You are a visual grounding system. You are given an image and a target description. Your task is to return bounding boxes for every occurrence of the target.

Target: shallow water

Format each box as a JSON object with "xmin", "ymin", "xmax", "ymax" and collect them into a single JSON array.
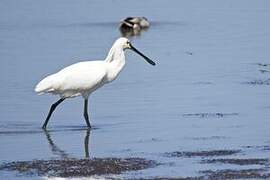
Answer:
[{"xmin": 1, "ymin": 0, "xmax": 270, "ymax": 179}]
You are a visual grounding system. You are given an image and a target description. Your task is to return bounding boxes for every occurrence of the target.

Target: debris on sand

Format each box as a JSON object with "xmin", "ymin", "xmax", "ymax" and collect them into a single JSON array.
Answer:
[
  {"xmin": 182, "ymin": 113, "xmax": 238, "ymax": 118},
  {"xmin": 201, "ymin": 158, "xmax": 269, "ymax": 166},
  {"xmin": 0, "ymin": 158, "xmax": 158, "ymax": 177},
  {"xmin": 164, "ymin": 150, "xmax": 241, "ymax": 158}
]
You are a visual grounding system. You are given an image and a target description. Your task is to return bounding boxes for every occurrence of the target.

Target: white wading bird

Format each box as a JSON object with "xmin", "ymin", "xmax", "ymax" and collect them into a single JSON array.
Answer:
[{"xmin": 35, "ymin": 37, "xmax": 156, "ymax": 129}]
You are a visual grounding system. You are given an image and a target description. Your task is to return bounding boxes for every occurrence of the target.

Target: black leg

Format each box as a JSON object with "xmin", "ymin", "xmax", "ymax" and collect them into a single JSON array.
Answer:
[
  {"xmin": 42, "ymin": 98, "xmax": 65, "ymax": 129},
  {"xmin": 84, "ymin": 99, "xmax": 91, "ymax": 128}
]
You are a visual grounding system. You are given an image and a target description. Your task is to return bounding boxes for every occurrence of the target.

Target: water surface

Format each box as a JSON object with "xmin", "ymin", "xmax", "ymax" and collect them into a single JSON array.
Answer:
[{"xmin": 1, "ymin": 0, "xmax": 270, "ymax": 179}]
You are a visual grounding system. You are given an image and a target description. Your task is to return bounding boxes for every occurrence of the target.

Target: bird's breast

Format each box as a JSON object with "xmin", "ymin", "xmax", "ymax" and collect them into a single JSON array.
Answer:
[{"xmin": 105, "ymin": 60, "xmax": 125, "ymax": 83}]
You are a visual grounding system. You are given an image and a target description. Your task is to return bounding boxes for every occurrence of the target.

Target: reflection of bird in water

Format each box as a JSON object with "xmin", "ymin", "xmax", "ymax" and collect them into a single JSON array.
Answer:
[
  {"xmin": 43, "ymin": 129, "xmax": 91, "ymax": 159},
  {"xmin": 84, "ymin": 129, "xmax": 90, "ymax": 158},
  {"xmin": 119, "ymin": 17, "xmax": 150, "ymax": 37}
]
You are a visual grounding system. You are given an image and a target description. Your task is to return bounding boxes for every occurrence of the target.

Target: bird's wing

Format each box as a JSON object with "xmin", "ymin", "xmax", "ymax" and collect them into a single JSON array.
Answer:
[{"xmin": 56, "ymin": 61, "xmax": 107, "ymax": 92}]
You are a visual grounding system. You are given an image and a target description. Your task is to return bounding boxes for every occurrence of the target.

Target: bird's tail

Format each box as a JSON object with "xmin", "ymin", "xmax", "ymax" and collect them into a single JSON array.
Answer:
[{"xmin": 35, "ymin": 75, "xmax": 55, "ymax": 94}]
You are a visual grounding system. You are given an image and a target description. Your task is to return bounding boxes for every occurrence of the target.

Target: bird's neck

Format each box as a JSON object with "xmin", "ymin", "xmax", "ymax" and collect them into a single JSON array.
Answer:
[
  {"xmin": 104, "ymin": 46, "xmax": 126, "ymax": 82},
  {"xmin": 105, "ymin": 45, "xmax": 123, "ymax": 61}
]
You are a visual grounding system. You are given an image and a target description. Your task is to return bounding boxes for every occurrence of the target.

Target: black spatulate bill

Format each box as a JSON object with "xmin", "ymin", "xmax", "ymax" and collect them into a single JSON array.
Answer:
[{"xmin": 130, "ymin": 44, "xmax": 156, "ymax": 66}]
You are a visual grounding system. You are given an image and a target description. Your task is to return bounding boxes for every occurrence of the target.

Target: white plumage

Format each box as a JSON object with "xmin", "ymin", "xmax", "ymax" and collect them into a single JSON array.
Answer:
[
  {"xmin": 35, "ymin": 37, "xmax": 155, "ymax": 129},
  {"xmin": 35, "ymin": 61, "xmax": 108, "ymax": 98}
]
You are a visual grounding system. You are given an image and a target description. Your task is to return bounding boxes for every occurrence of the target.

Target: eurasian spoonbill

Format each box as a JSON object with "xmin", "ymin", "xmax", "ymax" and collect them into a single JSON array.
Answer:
[{"xmin": 35, "ymin": 37, "xmax": 155, "ymax": 129}]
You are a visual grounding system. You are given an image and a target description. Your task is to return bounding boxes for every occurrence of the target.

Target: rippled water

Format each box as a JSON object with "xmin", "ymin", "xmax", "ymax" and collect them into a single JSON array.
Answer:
[{"xmin": 1, "ymin": 0, "xmax": 270, "ymax": 179}]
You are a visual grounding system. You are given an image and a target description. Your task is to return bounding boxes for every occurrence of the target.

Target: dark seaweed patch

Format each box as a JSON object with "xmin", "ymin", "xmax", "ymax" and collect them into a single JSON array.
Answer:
[
  {"xmin": 182, "ymin": 113, "xmax": 238, "ymax": 118},
  {"xmin": 193, "ymin": 81, "xmax": 213, "ymax": 85},
  {"xmin": 201, "ymin": 158, "xmax": 269, "ymax": 166},
  {"xmin": 259, "ymin": 69, "xmax": 270, "ymax": 73},
  {"xmin": 200, "ymin": 169, "xmax": 270, "ymax": 179},
  {"xmin": 243, "ymin": 145, "xmax": 270, "ymax": 151},
  {"xmin": 185, "ymin": 51, "xmax": 193, "ymax": 55},
  {"xmin": 245, "ymin": 78, "xmax": 270, "ymax": 85},
  {"xmin": 188, "ymin": 136, "xmax": 228, "ymax": 140},
  {"xmin": 256, "ymin": 63, "xmax": 270, "ymax": 67},
  {"xmin": 139, "ymin": 168, "xmax": 270, "ymax": 179},
  {"xmin": 0, "ymin": 158, "xmax": 158, "ymax": 177},
  {"xmin": 164, "ymin": 150, "xmax": 241, "ymax": 158}
]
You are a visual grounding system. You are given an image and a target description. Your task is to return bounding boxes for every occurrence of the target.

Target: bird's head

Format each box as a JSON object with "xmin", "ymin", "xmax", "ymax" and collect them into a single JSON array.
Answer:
[
  {"xmin": 114, "ymin": 37, "xmax": 131, "ymax": 50},
  {"xmin": 114, "ymin": 37, "xmax": 156, "ymax": 66}
]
